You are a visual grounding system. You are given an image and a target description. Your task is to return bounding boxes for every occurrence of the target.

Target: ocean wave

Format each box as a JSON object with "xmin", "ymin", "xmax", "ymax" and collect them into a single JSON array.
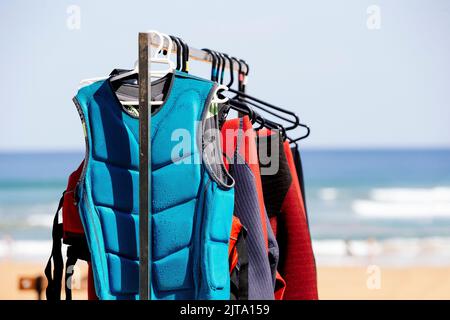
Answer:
[
  {"xmin": 312, "ymin": 237, "xmax": 450, "ymax": 266},
  {"xmin": 0, "ymin": 240, "xmax": 53, "ymax": 261},
  {"xmin": 352, "ymin": 187, "xmax": 450, "ymax": 219},
  {"xmin": 313, "ymin": 239, "xmax": 382, "ymax": 256},
  {"xmin": 3, "ymin": 237, "xmax": 450, "ymax": 266},
  {"xmin": 371, "ymin": 187, "xmax": 450, "ymax": 202},
  {"xmin": 353, "ymin": 200, "xmax": 450, "ymax": 219},
  {"xmin": 26, "ymin": 214, "xmax": 54, "ymax": 228},
  {"xmin": 318, "ymin": 188, "xmax": 338, "ymax": 201},
  {"xmin": 0, "ymin": 203, "xmax": 58, "ymax": 229}
]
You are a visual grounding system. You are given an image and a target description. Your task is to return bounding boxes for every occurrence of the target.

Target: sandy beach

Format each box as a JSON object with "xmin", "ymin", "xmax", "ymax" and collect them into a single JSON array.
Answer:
[
  {"xmin": 318, "ymin": 266, "xmax": 450, "ymax": 300},
  {"xmin": 0, "ymin": 260, "xmax": 89, "ymax": 300},
  {"xmin": 1, "ymin": 261, "xmax": 450, "ymax": 300}
]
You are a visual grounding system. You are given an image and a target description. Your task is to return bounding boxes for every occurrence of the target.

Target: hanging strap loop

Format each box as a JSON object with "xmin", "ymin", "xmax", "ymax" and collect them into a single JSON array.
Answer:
[
  {"xmin": 45, "ymin": 192, "xmax": 91, "ymax": 300},
  {"xmin": 44, "ymin": 194, "xmax": 64, "ymax": 300}
]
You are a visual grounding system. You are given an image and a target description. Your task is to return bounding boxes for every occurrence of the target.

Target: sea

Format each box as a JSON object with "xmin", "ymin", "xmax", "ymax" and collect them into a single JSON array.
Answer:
[{"xmin": 1, "ymin": 149, "xmax": 450, "ymax": 266}]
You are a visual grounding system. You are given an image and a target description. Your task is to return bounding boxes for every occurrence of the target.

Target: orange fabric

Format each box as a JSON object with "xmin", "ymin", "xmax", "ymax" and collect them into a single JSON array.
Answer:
[
  {"xmin": 256, "ymin": 128, "xmax": 317, "ymax": 299},
  {"xmin": 274, "ymin": 271, "xmax": 286, "ymax": 300},
  {"xmin": 228, "ymin": 216, "xmax": 243, "ymax": 273},
  {"xmin": 222, "ymin": 117, "xmax": 286, "ymax": 299},
  {"xmin": 221, "ymin": 117, "xmax": 268, "ymax": 249}
]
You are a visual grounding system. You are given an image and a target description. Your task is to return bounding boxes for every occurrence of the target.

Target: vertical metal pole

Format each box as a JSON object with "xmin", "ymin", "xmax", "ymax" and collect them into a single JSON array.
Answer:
[{"xmin": 138, "ymin": 32, "xmax": 151, "ymax": 300}]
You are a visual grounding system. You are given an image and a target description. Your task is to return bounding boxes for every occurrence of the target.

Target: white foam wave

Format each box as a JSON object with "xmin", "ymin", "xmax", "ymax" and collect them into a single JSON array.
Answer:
[
  {"xmin": 0, "ymin": 202, "xmax": 59, "ymax": 215},
  {"xmin": 0, "ymin": 202, "xmax": 58, "ymax": 228},
  {"xmin": 0, "ymin": 240, "xmax": 53, "ymax": 261},
  {"xmin": 353, "ymin": 200, "xmax": 450, "ymax": 218},
  {"xmin": 371, "ymin": 187, "xmax": 450, "ymax": 203},
  {"xmin": 312, "ymin": 237, "xmax": 450, "ymax": 266},
  {"xmin": 2, "ymin": 237, "xmax": 450, "ymax": 266},
  {"xmin": 26, "ymin": 214, "xmax": 54, "ymax": 228},
  {"xmin": 312, "ymin": 239, "xmax": 383, "ymax": 257},
  {"xmin": 353, "ymin": 187, "xmax": 450, "ymax": 219},
  {"xmin": 318, "ymin": 188, "xmax": 338, "ymax": 201}
]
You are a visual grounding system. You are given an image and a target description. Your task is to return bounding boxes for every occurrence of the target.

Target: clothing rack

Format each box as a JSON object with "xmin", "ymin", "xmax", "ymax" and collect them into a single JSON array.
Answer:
[{"xmin": 137, "ymin": 31, "xmax": 246, "ymax": 300}]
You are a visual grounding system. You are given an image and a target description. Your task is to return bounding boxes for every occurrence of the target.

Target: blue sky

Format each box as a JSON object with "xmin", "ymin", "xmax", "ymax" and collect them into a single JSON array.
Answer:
[{"xmin": 0, "ymin": 0, "xmax": 449, "ymax": 151}]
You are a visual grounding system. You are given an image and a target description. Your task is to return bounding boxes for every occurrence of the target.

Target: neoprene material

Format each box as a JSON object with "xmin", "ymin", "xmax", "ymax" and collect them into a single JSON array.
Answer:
[
  {"xmin": 45, "ymin": 162, "xmax": 92, "ymax": 301},
  {"xmin": 291, "ymin": 145, "xmax": 308, "ymax": 218},
  {"xmin": 221, "ymin": 117, "xmax": 285, "ymax": 300},
  {"xmin": 229, "ymin": 215, "xmax": 249, "ymax": 300},
  {"xmin": 73, "ymin": 71, "xmax": 235, "ymax": 300},
  {"xmin": 257, "ymin": 129, "xmax": 318, "ymax": 300},
  {"xmin": 62, "ymin": 161, "xmax": 85, "ymax": 242}
]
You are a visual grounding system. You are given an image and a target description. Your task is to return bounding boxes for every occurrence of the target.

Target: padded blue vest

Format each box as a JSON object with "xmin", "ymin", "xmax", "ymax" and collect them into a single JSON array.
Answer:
[{"xmin": 73, "ymin": 71, "xmax": 235, "ymax": 300}]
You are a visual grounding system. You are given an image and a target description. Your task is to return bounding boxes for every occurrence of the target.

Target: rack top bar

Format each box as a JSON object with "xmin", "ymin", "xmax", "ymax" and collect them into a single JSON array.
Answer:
[{"xmin": 140, "ymin": 32, "xmax": 248, "ymax": 74}]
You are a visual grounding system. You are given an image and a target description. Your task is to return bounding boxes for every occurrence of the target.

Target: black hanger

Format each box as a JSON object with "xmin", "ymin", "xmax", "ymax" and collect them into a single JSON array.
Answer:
[
  {"xmin": 223, "ymin": 54, "xmax": 234, "ymax": 88},
  {"xmin": 289, "ymin": 123, "xmax": 310, "ymax": 143},
  {"xmin": 228, "ymin": 88, "xmax": 287, "ymax": 136},
  {"xmin": 227, "ymin": 99, "xmax": 255, "ymax": 121},
  {"xmin": 226, "ymin": 99, "xmax": 286, "ymax": 139},
  {"xmin": 231, "ymin": 57, "xmax": 244, "ymax": 92},
  {"xmin": 228, "ymin": 58, "xmax": 304, "ymax": 130},
  {"xmin": 234, "ymin": 87, "xmax": 310, "ymax": 141},
  {"xmin": 225, "ymin": 52, "xmax": 308, "ymax": 142},
  {"xmin": 176, "ymin": 36, "xmax": 186, "ymax": 72},
  {"xmin": 202, "ymin": 49, "xmax": 258, "ymax": 126},
  {"xmin": 219, "ymin": 52, "xmax": 251, "ymax": 120},
  {"xmin": 212, "ymin": 50, "xmax": 222, "ymax": 82},
  {"xmin": 201, "ymin": 49, "xmax": 299, "ymax": 143},
  {"xmin": 178, "ymin": 37, "xmax": 189, "ymax": 73},
  {"xmin": 239, "ymin": 59, "xmax": 249, "ymax": 92},
  {"xmin": 170, "ymin": 36, "xmax": 182, "ymax": 71},
  {"xmin": 213, "ymin": 51, "xmax": 224, "ymax": 84},
  {"xmin": 253, "ymin": 111, "xmax": 265, "ymax": 130},
  {"xmin": 218, "ymin": 52, "xmax": 227, "ymax": 85},
  {"xmin": 202, "ymin": 48, "xmax": 217, "ymax": 81},
  {"xmin": 264, "ymin": 118, "xmax": 287, "ymax": 140},
  {"xmin": 232, "ymin": 58, "xmax": 306, "ymax": 139},
  {"xmin": 228, "ymin": 87, "xmax": 299, "ymax": 130},
  {"xmin": 217, "ymin": 52, "xmax": 289, "ymax": 137},
  {"xmin": 241, "ymin": 59, "xmax": 250, "ymax": 77},
  {"xmin": 217, "ymin": 92, "xmax": 258, "ymax": 129}
]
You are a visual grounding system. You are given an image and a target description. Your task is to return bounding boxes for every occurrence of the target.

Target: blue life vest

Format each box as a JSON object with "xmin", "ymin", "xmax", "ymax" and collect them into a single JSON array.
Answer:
[{"xmin": 73, "ymin": 71, "xmax": 235, "ymax": 300}]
